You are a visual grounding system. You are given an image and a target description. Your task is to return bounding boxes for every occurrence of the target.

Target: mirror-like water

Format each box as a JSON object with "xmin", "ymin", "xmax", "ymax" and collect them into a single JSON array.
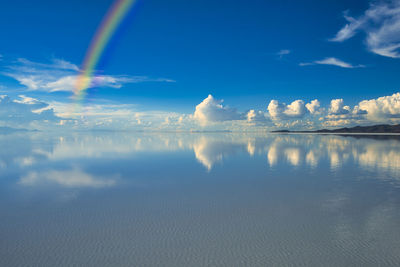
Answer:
[{"xmin": 1, "ymin": 132, "xmax": 400, "ymax": 266}]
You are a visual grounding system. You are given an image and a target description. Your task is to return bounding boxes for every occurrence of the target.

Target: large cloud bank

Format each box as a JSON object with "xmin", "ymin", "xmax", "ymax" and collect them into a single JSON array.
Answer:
[
  {"xmin": 178, "ymin": 92, "xmax": 400, "ymax": 129},
  {"xmin": 2, "ymin": 93, "xmax": 400, "ymax": 131}
]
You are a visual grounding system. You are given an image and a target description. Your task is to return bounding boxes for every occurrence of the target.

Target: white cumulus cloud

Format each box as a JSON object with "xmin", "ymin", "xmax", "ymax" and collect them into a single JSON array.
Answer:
[
  {"xmin": 329, "ymin": 99, "xmax": 351, "ymax": 115},
  {"xmin": 358, "ymin": 92, "xmax": 400, "ymax": 120},
  {"xmin": 246, "ymin": 109, "xmax": 268, "ymax": 123},
  {"xmin": 268, "ymin": 99, "xmax": 308, "ymax": 119},
  {"xmin": 193, "ymin": 95, "xmax": 242, "ymax": 125},
  {"xmin": 306, "ymin": 99, "xmax": 321, "ymax": 114}
]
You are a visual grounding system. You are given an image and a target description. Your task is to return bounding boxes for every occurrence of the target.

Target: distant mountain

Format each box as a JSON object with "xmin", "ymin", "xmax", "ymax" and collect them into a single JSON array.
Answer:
[{"xmin": 272, "ymin": 124, "xmax": 400, "ymax": 134}]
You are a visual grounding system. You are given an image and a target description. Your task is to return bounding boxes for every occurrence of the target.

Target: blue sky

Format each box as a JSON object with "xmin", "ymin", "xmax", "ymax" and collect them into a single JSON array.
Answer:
[{"xmin": 1, "ymin": 0, "xmax": 400, "ymax": 130}]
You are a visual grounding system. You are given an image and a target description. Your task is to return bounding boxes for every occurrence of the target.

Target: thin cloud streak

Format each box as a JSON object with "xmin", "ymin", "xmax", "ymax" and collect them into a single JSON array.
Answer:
[{"xmin": 300, "ymin": 57, "xmax": 364, "ymax": 68}]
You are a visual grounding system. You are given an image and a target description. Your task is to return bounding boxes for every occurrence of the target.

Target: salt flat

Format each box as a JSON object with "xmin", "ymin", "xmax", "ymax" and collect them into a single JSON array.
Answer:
[{"xmin": 1, "ymin": 132, "xmax": 400, "ymax": 266}]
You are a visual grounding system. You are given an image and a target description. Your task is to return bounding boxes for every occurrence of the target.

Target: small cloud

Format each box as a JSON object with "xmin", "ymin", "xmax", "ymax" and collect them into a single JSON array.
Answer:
[
  {"xmin": 277, "ymin": 49, "xmax": 291, "ymax": 58},
  {"xmin": 299, "ymin": 62, "xmax": 314, "ymax": 66},
  {"xmin": 300, "ymin": 57, "xmax": 364, "ymax": 68}
]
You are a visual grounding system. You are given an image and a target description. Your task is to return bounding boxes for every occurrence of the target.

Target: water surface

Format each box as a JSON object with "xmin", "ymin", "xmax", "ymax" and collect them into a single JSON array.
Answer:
[{"xmin": 1, "ymin": 132, "xmax": 400, "ymax": 266}]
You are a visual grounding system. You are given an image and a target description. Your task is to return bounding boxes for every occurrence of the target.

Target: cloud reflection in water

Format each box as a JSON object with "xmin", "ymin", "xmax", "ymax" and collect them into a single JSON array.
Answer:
[{"xmin": 1, "ymin": 132, "xmax": 400, "ymax": 192}]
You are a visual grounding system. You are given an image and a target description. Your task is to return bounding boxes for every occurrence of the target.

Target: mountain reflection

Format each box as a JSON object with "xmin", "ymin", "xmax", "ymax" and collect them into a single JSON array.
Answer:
[{"xmin": 1, "ymin": 132, "xmax": 400, "ymax": 191}]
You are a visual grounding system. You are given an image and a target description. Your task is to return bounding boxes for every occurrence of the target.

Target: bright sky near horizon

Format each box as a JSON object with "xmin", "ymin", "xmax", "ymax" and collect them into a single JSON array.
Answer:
[{"xmin": 1, "ymin": 0, "xmax": 400, "ymax": 131}]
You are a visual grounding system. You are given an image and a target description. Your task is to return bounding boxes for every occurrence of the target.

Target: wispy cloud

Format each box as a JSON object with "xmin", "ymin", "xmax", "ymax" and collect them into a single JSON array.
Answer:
[
  {"xmin": 2, "ymin": 57, "xmax": 175, "ymax": 93},
  {"xmin": 277, "ymin": 49, "xmax": 291, "ymax": 58},
  {"xmin": 16, "ymin": 58, "xmax": 79, "ymax": 71},
  {"xmin": 300, "ymin": 57, "xmax": 364, "ymax": 68},
  {"xmin": 330, "ymin": 0, "xmax": 400, "ymax": 58}
]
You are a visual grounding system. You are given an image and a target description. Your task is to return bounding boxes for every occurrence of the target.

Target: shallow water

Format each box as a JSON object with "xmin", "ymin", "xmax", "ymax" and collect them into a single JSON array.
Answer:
[{"xmin": 1, "ymin": 132, "xmax": 400, "ymax": 266}]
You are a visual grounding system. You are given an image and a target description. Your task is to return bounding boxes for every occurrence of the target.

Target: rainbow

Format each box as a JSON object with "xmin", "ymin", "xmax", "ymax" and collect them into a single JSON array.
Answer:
[{"xmin": 75, "ymin": 0, "xmax": 136, "ymax": 102}]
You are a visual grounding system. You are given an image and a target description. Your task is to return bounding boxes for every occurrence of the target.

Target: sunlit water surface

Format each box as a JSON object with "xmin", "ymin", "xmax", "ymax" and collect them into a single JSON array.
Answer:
[{"xmin": 1, "ymin": 132, "xmax": 400, "ymax": 266}]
